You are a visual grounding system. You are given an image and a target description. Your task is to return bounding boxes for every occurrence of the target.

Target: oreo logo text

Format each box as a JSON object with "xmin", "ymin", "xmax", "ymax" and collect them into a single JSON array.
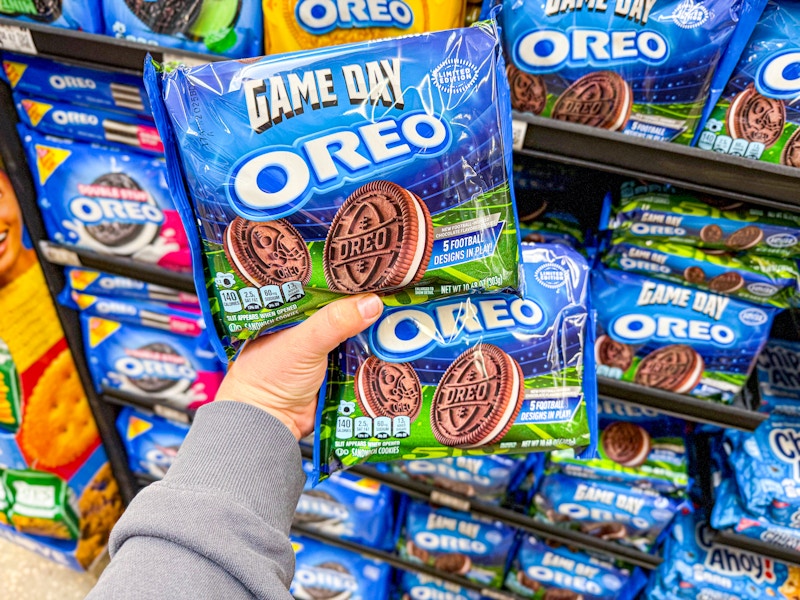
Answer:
[
  {"xmin": 295, "ymin": 0, "xmax": 413, "ymax": 34},
  {"xmin": 610, "ymin": 314, "xmax": 734, "ymax": 345},
  {"xmin": 71, "ymin": 184, "xmax": 163, "ymax": 225},
  {"xmin": 53, "ymin": 110, "xmax": 98, "ymax": 126},
  {"xmin": 49, "ymin": 75, "xmax": 97, "ymax": 90},
  {"xmin": 756, "ymin": 50, "xmax": 800, "ymax": 100},
  {"xmin": 413, "ymin": 532, "xmax": 487, "ymax": 554},
  {"xmin": 294, "ymin": 567, "xmax": 357, "ymax": 594},
  {"xmin": 115, "ymin": 348, "xmax": 196, "ymax": 381}
]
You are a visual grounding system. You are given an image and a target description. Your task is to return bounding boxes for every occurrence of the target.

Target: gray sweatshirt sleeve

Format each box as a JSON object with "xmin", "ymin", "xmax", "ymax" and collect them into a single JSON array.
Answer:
[{"xmin": 87, "ymin": 401, "xmax": 307, "ymax": 600}]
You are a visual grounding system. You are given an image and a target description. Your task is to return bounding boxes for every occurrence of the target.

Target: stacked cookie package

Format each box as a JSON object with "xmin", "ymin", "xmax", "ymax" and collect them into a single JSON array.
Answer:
[{"xmin": 594, "ymin": 180, "xmax": 799, "ymax": 403}]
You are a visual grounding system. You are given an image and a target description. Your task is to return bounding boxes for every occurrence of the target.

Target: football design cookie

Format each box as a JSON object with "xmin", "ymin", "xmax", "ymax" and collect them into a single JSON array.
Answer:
[
  {"xmin": 595, "ymin": 335, "xmax": 633, "ymax": 372},
  {"xmin": 782, "ymin": 129, "xmax": 800, "ymax": 168},
  {"xmin": 431, "ymin": 344, "xmax": 524, "ymax": 448},
  {"xmin": 434, "ymin": 553, "xmax": 471, "ymax": 575},
  {"xmin": 552, "ymin": 71, "xmax": 632, "ymax": 131},
  {"xmin": 324, "ymin": 181, "xmax": 434, "ymax": 294},
  {"xmin": 708, "ymin": 272, "xmax": 744, "ymax": 293},
  {"xmin": 355, "ymin": 357, "xmax": 421, "ymax": 422},
  {"xmin": 726, "ymin": 85, "xmax": 785, "ymax": 147},
  {"xmin": 634, "ymin": 345, "xmax": 704, "ymax": 393},
  {"xmin": 726, "ymin": 225, "xmax": 764, "ymax": 251},
  {"xmin": 507, "ymin": 64, "xmax": 547, "ymax": 115},
  {"xmin": 601, "ymin": 421, "xmax": 652, "ymax": 468}
]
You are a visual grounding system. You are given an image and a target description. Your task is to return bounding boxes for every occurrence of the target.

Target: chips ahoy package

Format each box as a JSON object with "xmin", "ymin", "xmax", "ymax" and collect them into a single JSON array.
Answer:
[
  {"xmin": 81, "ymin": 314, "xmax": 225, "ymax": 409},
  {"xmin": 102, "ymin": 0, "xmax": 262, "ymax": 58},
  {"xmin": 756, "ymin": 339, "xmax": 800, "ymax": 414},
  {"xmin": 0, "ymin": 0, "xmax": 102, "ymax": 31},
  {"xmin": 505, "ymin": 534, "xmax": 646, "ymax": 599},
  {"xmin": 64, "ymin": 267, "xmax": 199, "ymax": 307},
  {"xmin": 398, "ymin": 501, "xmax": 517, "ymax": 588},
  {"xmin": 295, "ymin": 460, "xmax": 396, "ymax": 550},
  {"xmin": 696, "ymin": 1, "xmax": 800, "ymax": 166},
  {"xmin": 315, "ymin": 243, "xmax": 594, "ymax": 482},
  {"xmin": 396, "ymin": 572, "xmax": 483, "ymax": 600},
  {"xmin": 1, "ymin": 52, "xmax": 150, "ymax": 117},
  {"xmin": 116, "ymin": 407, "xmax": 189, "ymax": 478},
  {"xmin": 498, "ymin": 0, "xmax": 765, "ymax": 144},
  {"xmin": 290, "ymin": 535, "xmax": 392, "ymax": 599},
  {"xmin": 592, "ymin": 267, "xmax": 777, "ymax": 403},
  {"xmin": 19, "ymin": 128, "xmax": 191, "ymax": 273},
  {"xmin": 144, "ymin": 21, "xmax": 519, "ymax": 359}
]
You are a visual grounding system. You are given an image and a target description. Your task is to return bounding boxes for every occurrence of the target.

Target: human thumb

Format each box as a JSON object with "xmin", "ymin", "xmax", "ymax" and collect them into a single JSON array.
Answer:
[{"xmin": 281, "ymin": 294, "xmax": 384, "ymax": 364}]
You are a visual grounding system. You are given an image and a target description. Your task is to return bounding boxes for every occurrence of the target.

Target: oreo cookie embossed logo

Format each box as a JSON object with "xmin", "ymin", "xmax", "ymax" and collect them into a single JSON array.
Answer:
[
  {"xmin": 295, "ymin": 0, "xmax": 413, "ymax": 34},
  {"xmin": 369, "ymin": 295, "xmax": 546, "ymax": 361},
  {"xmin": 756, "ymin": 50, "xmax": 800, "ymax": 100}
]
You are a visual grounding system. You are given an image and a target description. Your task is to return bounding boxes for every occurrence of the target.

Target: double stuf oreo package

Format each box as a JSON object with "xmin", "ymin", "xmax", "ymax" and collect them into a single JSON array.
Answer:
[
  {"xmin": 0, "ymin": 0, "xmax": 102, "ymax": 31},
  {"xmin": 499, "ymin": 0, "xmax": 766, "ymax": 144},
  {"xmin": 593, "ymin": 266, "xmax": 777, "ymax": 403},
  {"xmin": 314, "ymin": 243, "xmax": 595, "ymax": 482},
  {"xmin": 145, "ymin": 22, "xmax": 520, "ymax": 359}
]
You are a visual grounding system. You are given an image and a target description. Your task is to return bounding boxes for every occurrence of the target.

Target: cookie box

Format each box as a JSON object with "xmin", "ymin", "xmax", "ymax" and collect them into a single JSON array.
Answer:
[
  {"xmin": 64, "ymin": 267, "xmax": 199, "ymax": 307},
  {"xmin": 0, "ymin": 0, "xmax": 102, "ymax": 32},
  {"xmin": 116, "ymin": 407, "xmax": 190, "ymax": 479}
]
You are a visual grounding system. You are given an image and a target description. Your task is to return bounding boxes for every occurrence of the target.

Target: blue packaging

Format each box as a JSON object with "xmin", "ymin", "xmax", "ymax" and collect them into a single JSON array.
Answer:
[
  {"xmin": 64, "ymin": 267, "xmax": 199, "ymax": 307},
  {"xmin": 0, "ymin": 0, "xmax": 102, "ymax": 32},
  {"xmin": 15, "ymin": 94, "xmax": 163, "ymax": 156},
  {"xmin": 18, "ymin": 127, "xmax": 191, "ymax": 273},
  {"xmin": 396, "ymin": 571, "xmax": 483, "ymax": 600},
  {"xmin": 296, "ymin": 460, "xmax": 396, "ymax": 551},
  {"xmin": 533, "ymin": 472, "xmax": 686, "ymax": 552},
  {"xmin": 498, "ymin": 0, "xmax": 765, "ymax": 144},
  {"xmin": 116, "ymin": 406, "xmax": 189, "ymax": 478},
  {"xmin": 756, "ymin": 340, "xmax": 800, "ymax": 414},
  {"xmin": 290, "ymin": 535, "xmax": 392, "ymax": 599},
  {"xmin": 316, "ymin": 243, "xmax": 595, "ymax": 481},
  {"xmin": 728, "ymin": 414, "xmax": 800, "ymax": 528},
  {"xmin": 1, "ymin": 52, "xmax": 150, "ymax": 116},
  {"xmin": 592, "ymin": 267, "xmax": 777, "ymax": 403},
  {"xmin": 505, "ymin": 534, "xmax": 645, "ymax": 599},
  {"xmin": 81, "ymin": 313, "xmax": 225, "ymax": 409},
  {"xmin": 399, "ymin": 501, "xmax": 517, "ymax": 587},
  {"xmin": 144, "ymin": 22, "xmax": 519, "ymax": 359},
  {"xmin": 102, "ymin": 0, "xmax": 262, "ymax": 58}
]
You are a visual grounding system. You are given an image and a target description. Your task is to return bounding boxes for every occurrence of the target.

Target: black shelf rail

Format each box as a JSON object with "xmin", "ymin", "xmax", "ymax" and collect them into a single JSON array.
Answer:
[
  {"xmin": 38, "ymin": 241, "xmax": 196, "ymax": 293},
  {"xmin": 598, "ymin": 377, "xmax": 767, "ymax": 432},
  {"xmin": 513, "ymin": 113, "xmax": 800, "ymax": 211},
  {"xmin": 291, "ymin": 523, "xmax": 528, "ymax": 600},
  {"xmin": 714, "ymin": 530, "xmax": 800, "ymax": 569},
  {"xmin": 102, "ymin": 388, "xmax": 194, "ymax": 425}
]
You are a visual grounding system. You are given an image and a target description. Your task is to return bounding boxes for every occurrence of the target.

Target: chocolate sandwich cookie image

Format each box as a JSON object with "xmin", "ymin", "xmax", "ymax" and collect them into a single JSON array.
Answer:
[
  {"xmin": 543, "ymin": 589, "xmax": 583, "ymax": 600},
  {"xmin": 354, "ymin": 357, "xmax": 421, "ymax": 430},
  {"xmin": 293, "ymin": 561, "xmax": 353, "ymax": 600},
  {"xmin": 433, "ymin": 553, "xmax": 471, "ymax": 576},
  {"xmin": 595, "ymin": 335, "xmax": 633, "ymax": 372},
  {"xmin": 293, "ymin": 490, "xmax": 344, "ymax": 526},
  {"xmin": 324, "ymin": 181, "xmax": 434, "ymax": 294},
  {"xmin": 699, "ymin": 224, "xmax": 724, "ymax": 245},
  {"xmin": 782, "ymin": 129, "xmax": 800, "ymax": 168},
  {"xmin": 405, "ymin": 540, "xmax": 430, "ymax": 564},
  {"xmin": 683, "ymin": 266, "xmax": 706, "ymax": 285},
  {"xmin": 125, "ymin": 0, "xmax": 242, "ymax": 39},
  {"xmin": 506, "ymin": 65, "xmax": 547, "ymax": 116},
  {"xmin": 1, "ymin": 0, "xmax": 61, "ymax": 22},
  {"xmin": 224, "ymin": 216, "xmax": 311, "ymax": 296},
  {"xmin": 726, "ymin": 85, "xmax": 785, "ymax": 148},
  {"xmin": 122, "ymin": 342, "xmax": 194, "ymax": 396},
  {"xmin": 634, "ymin": 345, "xmax": 704, "ymax": 394},
  {"xmin": 708, "ymin": 271, "xmax": 744, "ymax": 294},
  {"xmin": 431, "ymin": 344, "xmax": 524, "ymax": 448},
  {"xmin": 516, "ymin": 571, "xmax": 541, "ymax": 592},
  {"xmin": 551, "ymin": 72, "xmax": 632, "ymax": 132},
  {"xmin": 601, "ymin": 421, "xmax": 651, "ymax": 468},
  {"xmin": 725, "ymin": 225, "xmax": 764, "ymax": 251}
]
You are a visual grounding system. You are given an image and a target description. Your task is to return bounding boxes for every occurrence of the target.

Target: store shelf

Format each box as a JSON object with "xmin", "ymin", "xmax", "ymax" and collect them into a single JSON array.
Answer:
[
  {"xmin": 291, "ymin": 524, "xmax": 528, "ymax": 600},
  {"xmin": 513, "ymin": 114, "xmax": 800, "ymax": 211},
  {"xmin": 598, "ymin": 377, "xmax": 767, "ymax": 432},
  {"xmin": 714, "ymin": 530, "xmax": 800, "ymax": 568},
  {"xmin": 0, "ymin": 17, "xmax": 218, "ymax": 72},
  {"xmin": 102, "ymin": 388, "xmax": 194, "ymax": 425},
  {"xmin": 38, "ymin": 241, "xmax": 196, "ymax": 293}
]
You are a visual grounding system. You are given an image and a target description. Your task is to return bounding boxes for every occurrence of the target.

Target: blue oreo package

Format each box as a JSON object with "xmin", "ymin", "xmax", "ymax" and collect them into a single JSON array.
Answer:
[
  {"xmin": 0, "ymin": 0, "xmax": 102, "ymax": 32},
  {"xmin": 592, "ymin": 267, "xmax": 777, "ymax": 403},
  {"xmin": 396, "ymin": 571, "xmax": 483, "ymax": 600},
  {"xmin": 727, "ymin": 414, "xmax": 800, "ymax": 528},
  {"xmin": 505, "ymin": 534, "xmax": 646, "ymax": 599},
  {"xmin": 295, "ymin": 460, "xmax": 396, "ymax": 551},
  {"xmin": 757, "ymin": 340, "xmax": 800, "ymax": 414},
  {"xmin": 116, "ymin": 407, "xmax": 189, "ymax": 478},
  {"xmin": 399, "ymin": 501, "xmax": 517, "ymax": 588},
  {"xmin": 533, "ymin": 472, "xmax": 687, "ymax": 552},
  {"xmin": 18, "ymin": 127, "xmax": 191, "ymax": 273},
  {"xmin": 498, "ymin": 0, "xmax": 765, "ymax": 144},
  {"xmin": 15, "ymin": 94, "xmax": 164, "ymax": 156},
  {"xmin": 144, "ymin": 22, "xmax": 519, "ymax": 359},
  {"xmin": 290, "ymin": 535, "xmax": 392, "ymax": 599},
  {"xmin": 81, "ymin": 313, "xmax": 225, "ymax": 410},
  {"xmin": 1, "ymin": 52, "xmax": 150, "ymax": 117},
  {"xmin": 64, "ymin": 267, "xmax": 199, "ymax": 307},
  {"xmin": 646, "ymin": 511, "xmax": 800, "ymax": 600},
  {"xmin": 102, "ymin": 0, "xmax": 262, "ymax": 58}
]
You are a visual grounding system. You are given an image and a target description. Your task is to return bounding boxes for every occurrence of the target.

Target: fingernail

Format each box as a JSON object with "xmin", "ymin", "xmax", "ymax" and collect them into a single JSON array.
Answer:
[{"xmin": 357, "ymin": 294, "xmax": 383, "ymax": 320}]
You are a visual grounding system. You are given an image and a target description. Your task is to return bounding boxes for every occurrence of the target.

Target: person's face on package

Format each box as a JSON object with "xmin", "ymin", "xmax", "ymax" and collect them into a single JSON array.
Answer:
[{"xmin": 0, "ymin": 172, "xmax": 25, "ymax": 278}]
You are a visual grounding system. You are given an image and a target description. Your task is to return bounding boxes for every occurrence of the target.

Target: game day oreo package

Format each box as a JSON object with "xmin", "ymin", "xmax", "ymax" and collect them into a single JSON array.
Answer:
[
  {"xmin": 19, "ymin": 128, "xmax": 191, "ymax": 273},
  {"xmin": 593, "ymin": 267, "xmax": 776, "ymax": 403},
  {"xmin": 399, "ymin": 501, "xmax": 516, "ymax": 587},
  {"xmin": 497, "ymin": 0, "xmax": 765, "ymax": 144},
  {"xmin": 397, "ymin": 572, "xmax": 483, "ymax": 600},
  {"xmin": 756, "ymin": 339, "xmax": 800, "ymax": 414},
  {"xmin": 144, "ymin": 22, "xmax": 519, "ymax": 359},
  {"xmin": 116, "ymin": 407, "xmax": 190, "ymax": 478},
  {"xmin": 314, "ymin": 243, "xmax": 594, "ymax": 482},
  {"xmin": 696, "ymin": 1, "xmax": 800, "ymax": 166},
  {"xmin": 0, "ymin": 0, "xmax": 102, "ymax": 31},
  {"xmin": 102, "ymin": 0, "xmax": 262, "ymax": 58}
]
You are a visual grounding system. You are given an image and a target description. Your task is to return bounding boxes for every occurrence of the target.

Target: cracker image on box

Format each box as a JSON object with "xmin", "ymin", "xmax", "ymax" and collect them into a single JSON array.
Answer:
[{"xmin": 314, "ymin": 243, "xmax": 594, "ymax": 482}]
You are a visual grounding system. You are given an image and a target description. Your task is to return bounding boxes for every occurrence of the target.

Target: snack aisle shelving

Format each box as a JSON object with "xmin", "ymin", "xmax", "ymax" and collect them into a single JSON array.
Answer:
[{"xmin": 2, "ymin": 16, "xmax": 800, "ymax": 585}]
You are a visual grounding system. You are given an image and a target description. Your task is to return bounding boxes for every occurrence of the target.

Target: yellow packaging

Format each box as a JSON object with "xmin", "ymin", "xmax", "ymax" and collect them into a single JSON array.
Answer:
[{"xmin": 263, "ymin": 0, "xmax": 466, "ymax": 53}]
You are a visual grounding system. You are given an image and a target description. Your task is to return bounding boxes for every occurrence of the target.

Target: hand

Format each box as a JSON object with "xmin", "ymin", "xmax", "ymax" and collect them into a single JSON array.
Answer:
[{"xmin": 215, "ymin": 294, "xmax": 384, "ymax": 439}]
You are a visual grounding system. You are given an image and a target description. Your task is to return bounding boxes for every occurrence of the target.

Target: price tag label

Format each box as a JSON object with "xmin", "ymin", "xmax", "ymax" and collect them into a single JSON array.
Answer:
[
  {"xmin": 0, "ymin": 24, "xmax": 36, "ymax": 54},
  {"xmin": 162, "ymin": 52, "xmax": 211, "ymax": 68},
  {"xmin": 511, "ymin": 119, "xmax": 528, "ymax": 151},
  {"xmin": 39, "ymin": 242, "xmax": 81, "ymax": 266}
]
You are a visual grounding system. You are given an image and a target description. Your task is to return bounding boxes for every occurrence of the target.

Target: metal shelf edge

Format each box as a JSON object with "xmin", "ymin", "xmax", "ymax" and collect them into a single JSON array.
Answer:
[
  {"xmin": 714, "ymin": 530, "xmax": 800, "ymax": 568},
  {"xmin": 102, "ymin": 388, "xmax": 194, "ymax": 425}
]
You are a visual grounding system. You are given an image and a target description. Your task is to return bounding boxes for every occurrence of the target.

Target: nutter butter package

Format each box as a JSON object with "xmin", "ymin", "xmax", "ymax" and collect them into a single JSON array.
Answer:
[
  {"xmin": 0, "ymin": 0, "xmax": 102, "ymax": 32},
  {"xmin": 144, "ymin": 22, "xmax": 519, "ymax": 360},
  {"xmin": 593, "ymin": 267, "xmax": 777, "ymax": 403},
  {"xmin": 498, "ymin": 0, "xmax": 765, "ymax": 144},
  {"xmin": 19, "ymin": 127, "xmax": 191, "ymax": 273},
  {"xmin": 314, "ymin": 243, "xmax": 594, "ymax": 482}
]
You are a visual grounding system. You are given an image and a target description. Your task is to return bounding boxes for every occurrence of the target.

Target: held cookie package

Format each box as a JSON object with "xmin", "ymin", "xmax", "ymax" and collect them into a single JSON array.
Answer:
[
  {"xmin": 314, "ymin": 243, "xmax": 595, "ymax": 482},
  {"xmin": 144, "ymin": 21, "xmax": 519, "ymax": 360}
]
